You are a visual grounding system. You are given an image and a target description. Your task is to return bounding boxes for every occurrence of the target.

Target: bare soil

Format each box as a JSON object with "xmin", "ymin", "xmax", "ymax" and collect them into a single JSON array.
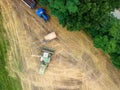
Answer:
[{"xmin": 0, "ymin": 0, "xmax": 120, "ymax": 90}]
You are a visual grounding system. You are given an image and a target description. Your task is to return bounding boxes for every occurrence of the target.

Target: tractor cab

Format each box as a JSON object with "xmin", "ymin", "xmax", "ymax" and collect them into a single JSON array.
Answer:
[{"xmin": 36, "ymin": 8, "xmax": 49, "ymax": 21}]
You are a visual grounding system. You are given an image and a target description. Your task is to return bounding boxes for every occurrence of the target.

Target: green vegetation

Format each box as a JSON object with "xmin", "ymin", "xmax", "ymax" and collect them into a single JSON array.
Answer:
[
  {"xmin": 93, "ymin": 17, "xmax": 120, "ymax": 68},
  {"xmin": 38, "ymin": 0, "xmax": 120, "ymax": 68},
  {"xmin": 0, "ymin": 12, "xmax": 22, "ymax": 90}
]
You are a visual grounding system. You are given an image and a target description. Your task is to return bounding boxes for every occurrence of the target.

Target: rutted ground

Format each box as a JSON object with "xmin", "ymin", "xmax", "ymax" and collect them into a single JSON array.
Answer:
[{"xmin": 0, "ymin": 0, "xmax": 120, "ymax": 90}]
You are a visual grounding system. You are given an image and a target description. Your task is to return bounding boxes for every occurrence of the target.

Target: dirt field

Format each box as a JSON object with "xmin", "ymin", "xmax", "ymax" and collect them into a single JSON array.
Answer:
[{"xmin": 0, "ymin": 0, "xmax": 120, "ymax": 90}]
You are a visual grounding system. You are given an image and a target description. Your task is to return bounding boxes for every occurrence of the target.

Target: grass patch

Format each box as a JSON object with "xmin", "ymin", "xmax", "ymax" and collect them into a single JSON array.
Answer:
[{"xmin": 0, "ymin": 11, "xmax": 22, "ymax": 90}]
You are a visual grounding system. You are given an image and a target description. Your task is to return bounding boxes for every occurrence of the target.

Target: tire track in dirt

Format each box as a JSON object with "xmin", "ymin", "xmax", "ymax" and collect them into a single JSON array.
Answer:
[{"xmin": 1, "ymin": 0, "xmax": 120, "ymax": 90}]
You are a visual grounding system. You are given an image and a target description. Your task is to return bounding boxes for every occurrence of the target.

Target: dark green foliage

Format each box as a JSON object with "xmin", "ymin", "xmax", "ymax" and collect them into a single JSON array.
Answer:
[
  {"xmin": 94, "ymin": 17, "xmax": 120, "ymax": 53},
  {"xmin": 88, "ymin": 17, "xmax": 120, "ymax": 68},
  {"xmin": 39, "ymin": 0, "xmax": 120, "ymax": 31},
  {"xmin": 110, "ymin": 52, "xmax": 120, "ymax": 68},
  {"xmin": 85, "ymin": 16, "xmax": 120, "ymax": 68},
  {"xmin": 0, "ymin": 12, "xmax": 22, "ymax": 90},
  {"xmin": 38, "ymin": 0, "xmax": 120, "ymax": 68}
]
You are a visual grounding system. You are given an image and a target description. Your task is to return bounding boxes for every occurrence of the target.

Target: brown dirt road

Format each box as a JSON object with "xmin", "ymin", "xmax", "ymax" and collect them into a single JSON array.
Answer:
[{"xmin": 0, "ymin": 0, "xmax": 120, "ymax": 90}]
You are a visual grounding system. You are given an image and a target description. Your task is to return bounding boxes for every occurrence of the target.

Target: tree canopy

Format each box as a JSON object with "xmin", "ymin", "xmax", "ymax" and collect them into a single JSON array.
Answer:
[{"xmin": 38, "ymin": 0, "xmax": 120, "ymax": 68}]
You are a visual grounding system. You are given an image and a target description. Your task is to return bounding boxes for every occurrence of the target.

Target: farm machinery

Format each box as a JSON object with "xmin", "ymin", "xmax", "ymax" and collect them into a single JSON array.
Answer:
[
  {"xmin": 41, "ymin": 32, "xmax": 57, "ymax": 42},
  {"xmin": 39, "ymin": 32, "xmax": 56, "ymax": 74},
  {"xmin": 32, "ymin": 46, "xmax": 54, "ymax": 74},
  {"xmin": 32, "ymin": 32, "xmax": 56, "ymax": 74},
  {"xmin": 22, "ymin": 0, "xmax": 57, "ymax": 74},
  {"xmin": 39, "ymin": 47, "xmax": 54, "ymax": 74},
  {"xmin": 21, "ymin": 0, "xmax": 49, "ymax": 21}
]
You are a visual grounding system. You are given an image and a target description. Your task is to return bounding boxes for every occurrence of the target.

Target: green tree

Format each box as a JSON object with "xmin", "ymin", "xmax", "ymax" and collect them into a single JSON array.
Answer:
[
  {"xmin": 38, "ymin": 0, "xmax": 120, "ymax": 69},
  {"xmin": 39, "ymin": 0, "xmax": 120, "ymax": 31}
]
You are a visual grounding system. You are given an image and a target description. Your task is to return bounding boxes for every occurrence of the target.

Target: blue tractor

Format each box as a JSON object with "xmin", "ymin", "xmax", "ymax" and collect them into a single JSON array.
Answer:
[
  {"xmin": 21, "ymin": 0, "xmax": 49, "ymax": 21},
  {"xmin": 36, "ymin": 8, "xmax": 49, "ymax": 21}
]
